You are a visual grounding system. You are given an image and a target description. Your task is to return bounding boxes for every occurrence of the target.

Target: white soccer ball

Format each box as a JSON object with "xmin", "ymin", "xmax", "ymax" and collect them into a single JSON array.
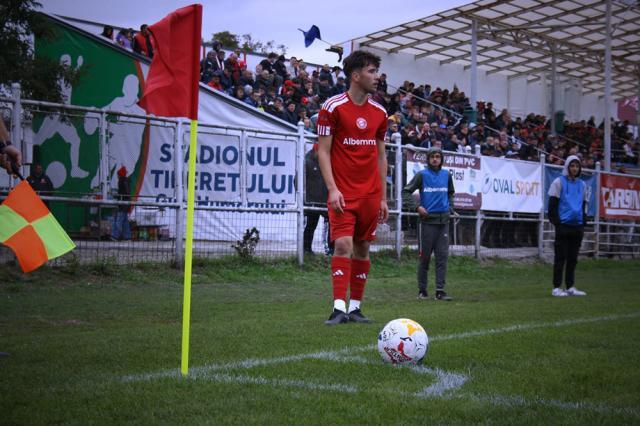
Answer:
[{"xmin": 377, "ymin": 318, "xmax": 429, "ymax": 365}]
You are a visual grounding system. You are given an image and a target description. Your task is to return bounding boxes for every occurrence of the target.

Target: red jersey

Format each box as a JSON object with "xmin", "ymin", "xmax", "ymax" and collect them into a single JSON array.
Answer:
[{"xmin": 317, "ymin": 93, "xmax": 387, "ymax": 199}]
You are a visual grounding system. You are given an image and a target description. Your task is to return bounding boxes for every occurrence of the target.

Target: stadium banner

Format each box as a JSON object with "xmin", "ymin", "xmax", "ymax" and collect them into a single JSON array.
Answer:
[
  {"xmin": 405, "ymin": 150, "xmax": 482, "ymax": 210},
  {"xmin": 600, "ymin": 173, "xmax": 640, "ymax": 221},
  {"xmin": 32, "ymin": 18, "xmax": 300, "ymax": 243},
  {"xmin": 543, "ymin": 166, "xmax": 597, "ymax": 216},
  {"xmin": 480, "ymin": 157, "xmax": 542, "ymax": 213}
]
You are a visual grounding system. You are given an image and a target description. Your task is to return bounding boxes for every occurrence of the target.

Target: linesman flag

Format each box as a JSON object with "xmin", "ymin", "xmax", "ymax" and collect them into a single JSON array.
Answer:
[
  {"xmin": 0, "ymin": 181, "xmax": 75, "ymax": 272},
  {"xmin": 138, "ymin": 4, "xmax": 202, "ymax": 119}
]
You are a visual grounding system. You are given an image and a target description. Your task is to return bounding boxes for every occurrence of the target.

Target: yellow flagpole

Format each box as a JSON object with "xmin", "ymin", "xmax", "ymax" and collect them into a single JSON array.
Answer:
[{"xmin": 181, "ymin": 119, "xmax": 198, "ymax": 376}]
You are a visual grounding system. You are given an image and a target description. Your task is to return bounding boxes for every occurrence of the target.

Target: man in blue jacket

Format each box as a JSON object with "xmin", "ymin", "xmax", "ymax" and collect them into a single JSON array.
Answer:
[
  {"xmin": 547, "ymin": 155, "xmax": 588, "ymax": 297},
  {"xmin": 402, "ymin": 147, "xmax": 455, "ymax": 301}
]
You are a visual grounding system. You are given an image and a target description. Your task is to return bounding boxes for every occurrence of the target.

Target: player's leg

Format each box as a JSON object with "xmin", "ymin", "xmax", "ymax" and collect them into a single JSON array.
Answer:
[
  {"xmin": 324, "ymin": 205, "xmax": 356, "ymax": 326},
  {"xmin": 347, "ymin": 197, "xmax": 380, "ymax": 323}
]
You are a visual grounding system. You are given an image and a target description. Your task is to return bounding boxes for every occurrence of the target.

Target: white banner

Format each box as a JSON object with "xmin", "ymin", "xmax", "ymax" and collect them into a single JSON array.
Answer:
[{"xmin": 480, "ymin": 157, "xmax": 542, "ymax": 213}]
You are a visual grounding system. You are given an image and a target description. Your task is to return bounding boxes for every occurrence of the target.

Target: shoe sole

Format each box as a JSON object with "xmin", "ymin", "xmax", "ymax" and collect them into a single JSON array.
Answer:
[
  {"xmin": 324, "ymin": 316, "xmax": 349, "ymax": 326},
  {"xmin": 348, "ymin": 317, "xmax": 372, "ymax": 323}
]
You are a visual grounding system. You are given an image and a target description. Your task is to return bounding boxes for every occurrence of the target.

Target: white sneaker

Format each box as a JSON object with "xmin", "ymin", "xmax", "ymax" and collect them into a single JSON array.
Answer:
[
  {"xmin": 552, "ymin": 288, "xmax": 568, "ymax": 297},
  {"xmin": 566, "ymin": 287, "xmax": 587, "ymax": 296}
]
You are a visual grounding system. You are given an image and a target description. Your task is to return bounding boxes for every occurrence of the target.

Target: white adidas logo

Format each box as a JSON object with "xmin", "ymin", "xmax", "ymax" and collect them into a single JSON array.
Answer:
[
  {"xmin": 332, "ymin": 269, "xmax": 344, "ymax": 277},
  {"xmin": 355, "ymin": 273, "xmax": 367, "ymax": 280}
]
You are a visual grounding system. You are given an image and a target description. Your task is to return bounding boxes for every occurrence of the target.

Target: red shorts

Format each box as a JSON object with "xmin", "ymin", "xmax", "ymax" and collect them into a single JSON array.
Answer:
[{"xmin": 328, "ymin": 197, "xmax": 381, "ymax": 242}]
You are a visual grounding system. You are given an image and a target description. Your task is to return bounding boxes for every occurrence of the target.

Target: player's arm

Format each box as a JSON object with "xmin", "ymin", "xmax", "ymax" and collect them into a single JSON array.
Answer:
[
  {"xmin": 317, "ymin": 135, "xmax": 345, "ymax": 213},
  {"xmin": 377, "ymin": 138, "xmax": 389, "ymax": 223}
]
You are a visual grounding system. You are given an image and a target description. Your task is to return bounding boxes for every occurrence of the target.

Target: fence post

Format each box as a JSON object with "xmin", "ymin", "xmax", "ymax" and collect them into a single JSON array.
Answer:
[
  {"xmin": 99, "ymin": 109, "xmax": 108, "ymax": 200},
  {"xmin": 594, "ymin": 161, "xmax": 601, "ymax": 258},
  {"xmin": 297, "ymin": 123, "xmax": 305, "ymax": 266},
  {"xmin": 475, "ymin": 210, "xmax": 482, "ymax": 259},
  {"xmin": 393, "ymin": 133, "xmax": 403, "ymax": 259},
  {"xmin": 175, "ymin": 120, "xmax": 185, "ymax": 263},
  {"xmin": 538, "ymin": 154, "xmax": 546, "ymax": 258},
  {"xmin": 10, "ymin": 83, "xmax": 23, "ymax": 178}
]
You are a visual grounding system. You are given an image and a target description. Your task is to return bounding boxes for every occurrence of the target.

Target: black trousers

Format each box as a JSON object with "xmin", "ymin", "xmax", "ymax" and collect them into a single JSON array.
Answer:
[{"xmin": 553, "ymin": 225, "xmax": 584, "ymax": 288}]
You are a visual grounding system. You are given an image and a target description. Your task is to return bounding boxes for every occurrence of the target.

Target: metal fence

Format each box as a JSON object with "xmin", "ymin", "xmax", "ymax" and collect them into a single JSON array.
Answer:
[{"xmin": 1, "ymin": 90, "xmax": 639, "ymax": 268}]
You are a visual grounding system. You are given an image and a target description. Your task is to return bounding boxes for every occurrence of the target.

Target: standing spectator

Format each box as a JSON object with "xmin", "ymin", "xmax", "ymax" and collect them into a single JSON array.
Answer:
[
  {"xmin": 547, "ymin": 155, "xmax": 588, "ymax": 297},
  {"xmin": 26, "ymin": 164, "xmax": 54, "ymax": 206},
  {"xmin": 132, "ymin": 24, "xmax": 153, "ymax": 58},
  {"xmin": 259, "ymin": 53, "xmax": 283, "ymax": 89},
  {"xmin": 225, "ymin": 53, "xmax": 243, "ymax": 86},
  {"xmin": 316, "ymin": 50, "xmax": 388, "ymax": 325},
  {"xmin": 402, "ymin": 147, "xmax": 454, "ymax": 300},
  {"xmin": 111, "ymin": 166, "xmax": 131, "ymax": 241},
  {"xmin": 304, "ymin": 144, "xmax": 333, "ymax": 255}
]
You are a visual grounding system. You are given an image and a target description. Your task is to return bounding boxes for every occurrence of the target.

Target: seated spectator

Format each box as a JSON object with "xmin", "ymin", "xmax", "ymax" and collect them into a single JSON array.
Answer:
[
  {"xmin": 207, "ymin": 72, "xmax": 223, "ymax": 91},
  {"xmin": 245, "ymin": 91, "xmax": 262, "ymax": 109},
  {"xmin": 623, "ymin": 140, "xmax": 637, "ymax": 164},
  {"xmin": 233, "ymin": 86, "xmax": 245, "ymax": 102},
  {"xmin": 259, "ymin": 53, "xmax": 283, "ymax": 89},
  {"xmin": 283, "ymin": 101, "xmax": 299, "ymax": 125},
  {"xmin": 220, "ymin": 68, "xmax": 234, "ymax": 94},
  {"xmin": 317, "ymin": 75, "xmax": 335, "ymax": 102},
  {"xmin": 200, "ymin": 50, "xmax": 216, "ymax": 83},
  {"xmin": 115, "ymin": 28, "xmax": 131, "ymax": 49},
  {"xmin": 225, "ymin": 53, "xmax": 243, "ymax": 86},
  {"xmin": 101, "ymin": 25, "xmax": 114, "ymax": 41},
  {"xmin": 335, "ymin": 77, "xmax": 347, "ymax": 94},
  {"xmin": 265, "ymin": 97, "xmax": 285, "ymax": 120},
  {"xmin": 238, "ymin": 69, "xmax": 255, "ymax": 88}
]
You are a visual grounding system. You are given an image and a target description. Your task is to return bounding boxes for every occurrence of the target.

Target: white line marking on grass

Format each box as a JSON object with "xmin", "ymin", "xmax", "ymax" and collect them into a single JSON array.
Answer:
[{"xmin": 122, "ymin": 311, "xmax": 640, "ymax": 417}]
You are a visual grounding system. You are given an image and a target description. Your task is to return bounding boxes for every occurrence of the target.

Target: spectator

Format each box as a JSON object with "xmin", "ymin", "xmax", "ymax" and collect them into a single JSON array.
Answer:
[
  {"xmin": 402, "ymin": 147, "xmax": 455, "ymax": 301},
  {"xmin": 547, "ymin": 155, "xmax": 588, "ymax": 297},
  {"xmin": 133, "ymin": 24, "xmax": 153, "ymax": 58},
  {"xmin": 200, "ymin": 50, "xmax": 216, "ymax": 83},
  {"xmin": 100, "ymin": 25, "xmax": 114, "ymax": 41},
  {"xmin": 27, "ymin": 164, "xmax": 54, "ymax": 206},
  {"xmin": 225, "ymin": 53, "xmax": 243, "ymax": 86},
  {"xmin": 207, "ymin": 71, "xmax": 223, "ymax": 91},
  {"xmin": 115, "ymin": 28, "xmax": 131, "ymax": 49},
  {"xmin": 304, "ymin": 144, "xmax": 333, "ymax": 255},
  {"xmin": 111, "ymin": 166, "xmax": 131, "ymax": 241},
  {"xmin": 283, "ymin": 101, "xmax": 299, "ymax": 125}
]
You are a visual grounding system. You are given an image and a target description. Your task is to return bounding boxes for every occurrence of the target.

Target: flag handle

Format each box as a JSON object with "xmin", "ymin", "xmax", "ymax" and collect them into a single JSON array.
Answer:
[
  {"xmin": 181, "ymin": 119, "xmax": 198, "ymax": 376},
  {"xmin": 9, "ymin": 160, "xmax": 23, "ymax": 181}
]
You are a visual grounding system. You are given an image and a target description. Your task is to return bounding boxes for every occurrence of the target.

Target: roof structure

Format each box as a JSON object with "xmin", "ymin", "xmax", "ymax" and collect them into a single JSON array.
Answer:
[{"xmin": 354, "ymin": 0, "xmax": 640, "ymax": 100}]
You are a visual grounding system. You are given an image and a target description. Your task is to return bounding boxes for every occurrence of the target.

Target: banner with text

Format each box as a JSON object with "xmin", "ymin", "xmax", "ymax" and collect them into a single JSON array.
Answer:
[
  {"xmin": 600, "ymin": 173, "xmax": 640, "ymax": 221},
  {"xmin": 405, "ymin": 150, "xmax": 482, "ymax": 210},
  {"xmin": 480, "ymin": 157, "xmax": 542, "ymax": 213}
]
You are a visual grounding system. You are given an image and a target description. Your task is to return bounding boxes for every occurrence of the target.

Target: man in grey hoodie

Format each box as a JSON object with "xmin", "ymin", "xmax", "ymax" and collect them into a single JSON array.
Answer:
[{"xmin": 547, "ymin": 155, "xmax": 588, "ymax": 297}]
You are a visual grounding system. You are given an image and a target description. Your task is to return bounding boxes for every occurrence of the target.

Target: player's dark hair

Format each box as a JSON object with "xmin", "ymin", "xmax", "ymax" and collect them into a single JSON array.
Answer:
[{"xmin": 342, "ymin": 50, "xmax": 381, "ymax": 81}]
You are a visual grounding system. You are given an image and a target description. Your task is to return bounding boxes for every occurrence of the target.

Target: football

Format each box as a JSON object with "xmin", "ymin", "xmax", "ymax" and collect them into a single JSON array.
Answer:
[{"xmin": 377, "ymin": 318, "xmax": 429, "ymax": 365}]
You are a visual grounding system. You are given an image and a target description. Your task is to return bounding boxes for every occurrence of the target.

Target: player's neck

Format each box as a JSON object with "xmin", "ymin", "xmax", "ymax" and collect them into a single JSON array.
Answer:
[{"xmin": 347, "ymin": 86, "xmax": 368, "ymax": 106}]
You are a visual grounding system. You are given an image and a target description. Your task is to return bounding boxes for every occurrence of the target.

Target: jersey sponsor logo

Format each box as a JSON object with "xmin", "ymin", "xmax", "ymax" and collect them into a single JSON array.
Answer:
[
  {"xmin": 356, "ymin": 117, "xmax": 367, "ymax": 129},
  {"xmin": 342, "ymin": 137, "xmax": 376, "ymax": 146},
  {"xmin": 423, "ymin": 187, "xmax": 448, "ymax": 192}
]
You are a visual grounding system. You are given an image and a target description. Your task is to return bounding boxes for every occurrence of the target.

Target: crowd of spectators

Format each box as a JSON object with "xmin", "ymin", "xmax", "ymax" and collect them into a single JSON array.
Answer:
[{"xmin": 100, "ymin": 27, "xmax": 638, "ymax": 169}]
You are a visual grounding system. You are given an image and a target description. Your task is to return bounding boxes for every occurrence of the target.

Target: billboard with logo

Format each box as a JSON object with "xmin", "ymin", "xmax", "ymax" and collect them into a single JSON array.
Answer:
[
  {"xmin": 600, "ymin": 173, "xmax": 640, "ymax": 221},
  {"xmin": 480, "ymin": 157, "xmax": 542, "ymax": 213},
  {"xmin": 405, "ymin": 150, "xmax": 482, "ymax": 210}
]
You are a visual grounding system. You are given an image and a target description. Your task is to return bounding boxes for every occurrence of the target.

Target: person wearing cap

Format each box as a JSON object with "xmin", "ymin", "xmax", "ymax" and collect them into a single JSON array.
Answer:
[
  {"xmin": 111, "ymin": 166, "xmax": 131, "ymax": 241},
  {"xmin": 402, "ymin": 147, "xmax": 455, "ymax": 301},
  {"xmin": 547, "ymin": 155, "xmax": 588, "ymax": 297}
]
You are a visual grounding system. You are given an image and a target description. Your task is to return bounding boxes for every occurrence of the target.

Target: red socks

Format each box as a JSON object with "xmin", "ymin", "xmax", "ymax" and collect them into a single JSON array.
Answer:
[
  {"xmin": 331, "ymin": 256, "xmax": 351, "ymax": 302},
  {"xmin": 349, "ymin": 258, "xmax": 370, "ymax": 302}
]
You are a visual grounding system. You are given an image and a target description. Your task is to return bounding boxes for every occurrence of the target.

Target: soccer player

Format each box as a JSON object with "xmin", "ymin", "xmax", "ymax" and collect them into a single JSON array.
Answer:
[
  {"xmin": 401, "ymin": 147, "xmax": 454, "ymax": 301},
  {"xmin": 316, "ymin": 50, "xmax": 388, "ymax": 326},
  {"xmin": 547, "ymin": 155, "xmax": 588, "ymax": 297}
]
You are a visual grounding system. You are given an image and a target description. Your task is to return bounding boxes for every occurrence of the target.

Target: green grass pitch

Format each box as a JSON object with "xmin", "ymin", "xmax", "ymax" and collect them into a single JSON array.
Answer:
[{"xmin": 1, "ymin": 254, "xmax": 639, "ymax": 424}]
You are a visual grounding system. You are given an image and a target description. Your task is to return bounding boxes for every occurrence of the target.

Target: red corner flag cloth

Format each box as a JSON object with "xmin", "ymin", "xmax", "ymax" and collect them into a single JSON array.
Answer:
[
  {"xmin": 0, "ymin": 181, "xmax": 75, "ymax": 272},
  {"xmin": 137, "ymin": 4, "xmax": 203, "ymax": 120}
]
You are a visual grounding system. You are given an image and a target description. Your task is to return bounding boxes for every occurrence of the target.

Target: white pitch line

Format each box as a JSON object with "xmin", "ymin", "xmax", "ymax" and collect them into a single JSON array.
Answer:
[{"xmin": 123, "ymin": 311, "xmax": 640, "ymax": 383}]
